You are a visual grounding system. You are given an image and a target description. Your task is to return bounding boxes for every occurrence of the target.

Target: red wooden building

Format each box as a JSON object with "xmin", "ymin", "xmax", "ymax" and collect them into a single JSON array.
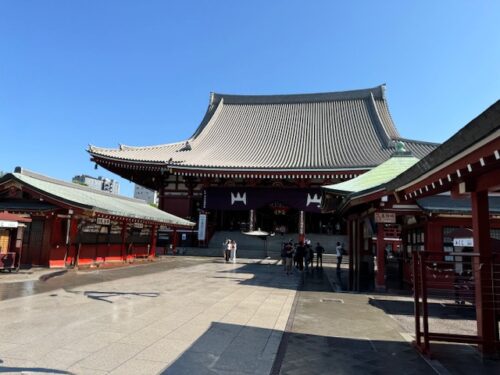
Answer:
[
  {"xmin": 0, "ymin": 168, "xmax": 194, "ymax": 268},
  {"xmin": 324, "ymin": 100, "xmax": 500, "ymax": 355},
  {"xmin": 88, "ymin": 85, "xmax": 436, "ymax": 244}
]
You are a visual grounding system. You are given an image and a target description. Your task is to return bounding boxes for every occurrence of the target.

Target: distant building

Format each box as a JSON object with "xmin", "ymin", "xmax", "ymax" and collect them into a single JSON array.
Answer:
[
  {"xmin": 134, "ymin": 184, "xmax": 159, "ymax": 205},
  {"xmin": 72, "ymin": 175, "xmax": 120, "ymax": 194}
]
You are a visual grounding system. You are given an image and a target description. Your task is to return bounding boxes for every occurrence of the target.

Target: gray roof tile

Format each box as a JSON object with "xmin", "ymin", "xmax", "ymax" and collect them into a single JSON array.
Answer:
[{"xmin": 89, "ymin": 85, "xmax": 438, "ymax": 171}]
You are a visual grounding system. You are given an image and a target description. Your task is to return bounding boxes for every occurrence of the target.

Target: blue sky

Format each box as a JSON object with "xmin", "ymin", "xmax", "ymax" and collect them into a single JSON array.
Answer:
[{"xmin": 1, "ymin": 1, "xmax": 499, "ymax": 197}]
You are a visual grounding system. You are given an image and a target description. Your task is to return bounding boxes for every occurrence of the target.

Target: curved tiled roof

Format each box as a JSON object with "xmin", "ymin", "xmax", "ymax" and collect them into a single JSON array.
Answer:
[
  {"xmin": 89, "ymin": 85, "xmax": 438, "ymax": 171},
  {"xmin": 1, "ymin": 169, "xmax": 194, "ymax": 227},
  {"xmin": 323, "ymin": 154, "xmax": 420, "ymax": 195}
]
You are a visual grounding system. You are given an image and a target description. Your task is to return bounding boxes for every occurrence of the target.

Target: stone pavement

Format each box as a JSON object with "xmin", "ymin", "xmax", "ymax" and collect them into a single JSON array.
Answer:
[
  {"xmin": 1, "ymin": 257, "xmax": 498, "ymax": 374},
  {"xmin": 0, "ymin": 257, "xmax": 298, "ymax": 374},
  {"xmin": 273, "ymin": 268, "xmax": 435, "ymax": 375}
]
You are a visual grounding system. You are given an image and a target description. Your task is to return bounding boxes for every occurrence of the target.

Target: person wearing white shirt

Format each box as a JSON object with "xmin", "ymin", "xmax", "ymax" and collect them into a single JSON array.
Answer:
[{"xmin": 335, "ymin": 241, "xmax": 343, "ymax": 272}]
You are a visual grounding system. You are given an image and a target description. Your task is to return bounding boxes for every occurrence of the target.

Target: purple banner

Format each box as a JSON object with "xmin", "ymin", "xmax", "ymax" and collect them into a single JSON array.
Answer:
[{"xmin": 204, "ymin": 187, "xmax": 322, "ymax": 213}]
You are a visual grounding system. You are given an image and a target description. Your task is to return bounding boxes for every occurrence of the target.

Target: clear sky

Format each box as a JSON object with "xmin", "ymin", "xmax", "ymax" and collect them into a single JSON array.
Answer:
[{"xmin": 1, "ymin": 1, "xmax": 499, "ymax": 197}]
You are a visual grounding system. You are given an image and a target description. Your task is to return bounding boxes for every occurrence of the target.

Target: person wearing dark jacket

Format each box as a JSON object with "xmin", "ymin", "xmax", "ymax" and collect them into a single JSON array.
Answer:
[
  {"xmin": 295, "ymin": 242, "xmax": 306, "ymax": 271},
  {"xmin": 315, "ymin": 242, "xmax": 325, "ymax": 269}
]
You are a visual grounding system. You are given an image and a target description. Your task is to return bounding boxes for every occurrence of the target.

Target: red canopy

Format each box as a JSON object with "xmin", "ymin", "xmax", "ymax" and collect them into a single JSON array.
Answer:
[{"xmin": 0, "ymin": 211, "xmax": 32, "ymax": 223}]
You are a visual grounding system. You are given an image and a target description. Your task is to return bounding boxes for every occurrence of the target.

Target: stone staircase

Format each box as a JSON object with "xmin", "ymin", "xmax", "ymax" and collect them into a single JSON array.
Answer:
[{"xmin": 177, "ymin": 231, "xmax": 348, "ymax": 260}]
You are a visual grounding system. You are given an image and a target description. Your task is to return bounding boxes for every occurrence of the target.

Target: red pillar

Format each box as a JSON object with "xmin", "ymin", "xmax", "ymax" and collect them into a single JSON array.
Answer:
[
  {"xmin": 149, "ymin": 225, "xmax": 157, "ymax": 258},
  {"xmin": 348, "ymin": 218, "xmax": 354, "ymax": 290},
  {"xmin": 376, "ymin": 223, "xmax": 386, "ymax": 290},
  {"xmin": 471, "ymin": 190, "xmax": 496, "ymax": 355},
  {"xmin": 121, "ymin": 221, "xmax": 127, "ymax": 261},
  {"xmin": 356, "ymin": 218, "xmax": 363, "ymax": 291}
]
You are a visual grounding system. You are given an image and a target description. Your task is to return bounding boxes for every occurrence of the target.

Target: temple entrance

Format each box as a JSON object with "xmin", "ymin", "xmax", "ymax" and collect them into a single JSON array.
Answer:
[
  {"xmin": 214, "ymin": 209, "xmax": 249, "ymax": 231},
  {"xmin": 256, "ymin": 206, "xmax": 299, "ymax": 234}
]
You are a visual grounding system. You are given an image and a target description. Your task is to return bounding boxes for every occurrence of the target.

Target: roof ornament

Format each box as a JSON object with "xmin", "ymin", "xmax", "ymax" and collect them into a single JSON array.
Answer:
[
  {"xmin": 119, "ymin": 144, "xmax": 124, "ymax": 151},
  {"xmin": 392, "ymin": 140, "xmax": 412, "ymax": 157},
  {"xmin": 179, "ymin": 141, "xmax": 192, "ymax": 152},
  {"xmin": 396, "ymin": 141, "xmax": 406, "ymax": 152}
]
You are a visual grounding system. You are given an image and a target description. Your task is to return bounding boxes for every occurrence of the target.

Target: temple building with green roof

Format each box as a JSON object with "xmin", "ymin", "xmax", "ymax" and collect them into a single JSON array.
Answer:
[{"xmin": 0, "ymin": 167, "xmax": 194, "ymax": 268}]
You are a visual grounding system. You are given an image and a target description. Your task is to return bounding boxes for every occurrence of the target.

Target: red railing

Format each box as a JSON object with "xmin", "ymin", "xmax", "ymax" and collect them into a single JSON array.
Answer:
[{"xmin": 412, "ymin": 250, "xmax": 500, "ymax": 355}]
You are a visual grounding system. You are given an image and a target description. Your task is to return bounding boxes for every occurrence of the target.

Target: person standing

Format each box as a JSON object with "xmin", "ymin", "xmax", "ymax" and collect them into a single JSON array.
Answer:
[
  {"xmin": 295, "ymin": 242, "xmax": 305, "ymax": 271},
  {"xmin": 335, "ymin": 241, "xmax": 343, "ymax": 272},
  {"xmin": 231, "ymin": 240, "xmax": 237, "ymax": 263},
  {"xmin": 315, "ymin": 242, "xmax": 325, "ymax": 269},
  {"xmin": 225, "ymin": 239, "xmax": 232, "ymax": 262}
]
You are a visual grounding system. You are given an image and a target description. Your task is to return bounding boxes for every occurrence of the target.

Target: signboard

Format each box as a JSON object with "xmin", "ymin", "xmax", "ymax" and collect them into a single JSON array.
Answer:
[
  {"xmin": 198, "ymin": 214, "xmax": 207, "ymax": 241},
  {"xmin": 204, "ymin": 187, "xmax": 323, "ymax": 213},
  {"xmin": 181, "ymin": 233, "xmax": 187, "ymax": 241},
  {"xmin": 453, "ymin": 238, "xmax": 474, "ymax": 247},
  {"xmin": 133, "ymin": 222, "xmax": 144, "ymax": 229},
  {"xmin": 374, "ymin": 212, "xmax": 396, "ymax": 224},
  {"xmin": 0, "ymin": 220, "xmax": 18, "ymax": 228},
  {"xmin": 96, "ymin": 218, "xmax": 111, "ymax": 225}
]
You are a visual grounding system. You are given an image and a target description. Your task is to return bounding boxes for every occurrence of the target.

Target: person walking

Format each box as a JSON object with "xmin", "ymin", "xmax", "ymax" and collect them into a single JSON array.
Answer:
[
  {"xmin": 315, "ymin": 242, "xmax": 325, "ymax": 269},
  {"xmin": 225, "ymin": 239, "xmax": 232, "ymax": 262},
  {"xmin": 230, "ymin": 240, "xmax": 237, "ymax": 263},
  {"xmin": 335, "ymin": 241, "xmax": 343, "ymax": 272}
]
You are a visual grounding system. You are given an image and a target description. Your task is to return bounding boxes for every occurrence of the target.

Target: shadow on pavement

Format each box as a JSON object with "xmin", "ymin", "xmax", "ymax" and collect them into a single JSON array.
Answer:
[
  {"xmin": 83, "ymin": 291, "xmax": 160, "ymax": 303},
  {"xmin": 369, "ymin": 297, "xmax": 476, "ymax": 320},
  {"xmin": 0, "ymin": 363, "xmax": 72, "ymax": 374},
  {"xmin": 158, "ymin": 321, "xmax": 434, "ymax": 375},
  {"xmin": 0, "ymin": 258, "xmax": 203, "ymax": 301},
  {"xmin": 216, "ymin": 261, "xmax": 337, "ymax": 292}
]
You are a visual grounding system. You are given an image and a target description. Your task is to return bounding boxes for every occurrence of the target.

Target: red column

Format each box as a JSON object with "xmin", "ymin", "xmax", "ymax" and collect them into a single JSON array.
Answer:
[
  {"xmin": 355, "ymin": 218, "xmax": 362, "ymax": 291},
  {"xmin": 376, "ymin": 223, "xmax": 386, "ymax": 290},
  {"xmin": 149, "ymin": 225, "xmax": 157, "ymax": 258},
  {"xmin": 471, "ymin": 190, "xmax": 496, "ymax": 355},
  {"xmin": 121, "ymin": 221, "xmax": 127, "ymax": 261},
  {"xmin": 348, "ymin": 218, "xmax": 354, "ymax": 290}
]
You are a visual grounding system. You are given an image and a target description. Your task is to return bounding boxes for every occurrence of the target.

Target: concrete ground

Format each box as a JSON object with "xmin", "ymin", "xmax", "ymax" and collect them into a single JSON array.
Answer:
[
  {"xmin": 0, "ymin": 257, "xmax": 296, "ymax": 374},
  {"xmin": 273, "ymin": 269, "xmax": 435, "ymax": 375},
  {"xmin": 0, "ymin": 256, "xmax": 498, "ymax": 374}
]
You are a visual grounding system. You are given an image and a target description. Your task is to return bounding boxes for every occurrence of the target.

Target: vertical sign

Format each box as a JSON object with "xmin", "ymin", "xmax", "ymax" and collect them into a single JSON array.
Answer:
[
  {"xmin": 198, "ymin": 214, "xmax": 207, "ymax": 241},
  {"xmin": 299, "ymin": 210, "xmax": 305, "ymax": 235}
]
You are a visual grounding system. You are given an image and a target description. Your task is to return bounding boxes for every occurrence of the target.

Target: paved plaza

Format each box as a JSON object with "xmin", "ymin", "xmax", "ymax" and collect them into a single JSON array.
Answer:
[
  {"xmin": 0, "ymin": 257, "xmax": 499, "ymax": 374},
  {"xmin": 0, "ymin": 258, "xmax": 297, "ymax": 374}
]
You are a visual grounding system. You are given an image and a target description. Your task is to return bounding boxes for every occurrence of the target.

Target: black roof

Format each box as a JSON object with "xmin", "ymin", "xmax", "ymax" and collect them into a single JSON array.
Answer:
[{"xmin": 416, "ymin": 195, "xmax": 500, "ymax": 214}]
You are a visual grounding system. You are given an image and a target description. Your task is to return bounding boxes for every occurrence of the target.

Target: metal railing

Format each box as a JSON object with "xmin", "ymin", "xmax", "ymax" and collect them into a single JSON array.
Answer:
[{"xmin": 412, "ymin": 250, "xmax": 500, "ymax": 355}]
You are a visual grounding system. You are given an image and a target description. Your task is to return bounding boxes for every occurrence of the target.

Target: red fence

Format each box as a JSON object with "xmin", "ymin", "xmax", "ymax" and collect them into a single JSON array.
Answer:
[{"xmin": 412, "ymin": 251, "xmax": 500, "ymax": 355}]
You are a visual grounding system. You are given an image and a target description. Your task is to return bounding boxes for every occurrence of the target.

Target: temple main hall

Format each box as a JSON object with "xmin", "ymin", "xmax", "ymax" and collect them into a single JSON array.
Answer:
[{"xmin": 89, "ymin": 85, "xmax": 437, "ymax": 246}]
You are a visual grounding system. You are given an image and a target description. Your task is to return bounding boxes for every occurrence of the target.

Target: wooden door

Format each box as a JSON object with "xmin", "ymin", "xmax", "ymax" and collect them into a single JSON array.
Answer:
[{"xmin": 22, "ymin": 219, "xmax": 45, "ymax": 266}]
